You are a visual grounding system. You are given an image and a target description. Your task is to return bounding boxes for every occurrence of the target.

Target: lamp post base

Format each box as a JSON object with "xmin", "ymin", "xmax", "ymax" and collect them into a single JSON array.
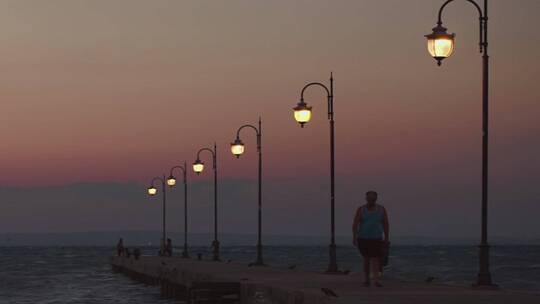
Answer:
[
  {"xmin": 212, "ymin": 240, "xmax": 221, "ymax": 261},
  {"xmin": 325, "ymin": 243, "xmax": 340, "ymax": 274},
  {"xmin": 475, "ymin": 243, "xmax": 497, "ymax": 288},
  {"xmin": 182, "ymin": 243, "xmax": 189, "ymax": 258},
  {"xmin": 252, "ymin": 243, "xmax": 265, "ymax": 266}
]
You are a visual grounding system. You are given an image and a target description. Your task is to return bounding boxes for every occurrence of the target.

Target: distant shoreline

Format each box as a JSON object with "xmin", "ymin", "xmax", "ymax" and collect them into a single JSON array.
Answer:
[{"xmin": 1, "ymin": 231, "xmax": 539, "ymax": 247}]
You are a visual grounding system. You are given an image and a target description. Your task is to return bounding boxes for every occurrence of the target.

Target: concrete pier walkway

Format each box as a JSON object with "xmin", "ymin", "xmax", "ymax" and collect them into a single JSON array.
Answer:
[{"xmin": 111, "ymin": 256, "xmax": 539, "ymax": 304}]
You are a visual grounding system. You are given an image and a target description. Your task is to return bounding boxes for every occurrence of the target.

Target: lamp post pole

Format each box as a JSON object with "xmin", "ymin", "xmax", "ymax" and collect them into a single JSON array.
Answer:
[
  {"xmin": 194, "ymin": 143, "xmax": 220, "ymax": 261},
  {"xmin": 183, "ymin": 167, "xmax": 188, "ymax": 258},
  {"xmin": 231, "ymin": 118, "xmax": 264, "ymax": 266},
  {"xmin": 428, "ymin": 0, "xmax": 494, "ymax": 287},
  {"xmin": 294, "ymin": 73, "xmax": 338, "ymax": 273},
  {"xmin": 480, "ymin": 0, "xmax": 491, "ymax": 287},
  {"xmin": 169, "ymin": 163, "xmax": 189, "ymax": 258},
  {"xmin": 257, "ymin": 119, "xmax": 262, "ymax": 266},
  {"xmin": 149, "ymin": 175, "xmax": 167, "ymax": 254}
]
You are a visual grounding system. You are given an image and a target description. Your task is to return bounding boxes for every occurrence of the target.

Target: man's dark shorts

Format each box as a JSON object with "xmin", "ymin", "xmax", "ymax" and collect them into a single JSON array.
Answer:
[{"xmin": 357, "ymin": 238, "xmax": 383, "ymax": 258}]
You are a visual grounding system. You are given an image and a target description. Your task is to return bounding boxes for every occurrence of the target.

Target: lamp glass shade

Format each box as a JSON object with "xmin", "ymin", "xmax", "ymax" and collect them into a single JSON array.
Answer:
[
  {"xmin": 294, "ymin": 108, "xmax": 312, "ymax": 124},
  {"xmin": 427, "ymin": 36, "xmax": 454, "ymax": 58},
  {"xmin": 147, "ymin": 187, "xmax": 158, "ymax": 196},
  {"xmin": 231, "ymin": 142, "xmax": 245, "ymax": 156},
  {"xmin": 425, "ymin": 24, "xmax": 455, "ymax": 65},
  {"xmin": 166, "ymin": 177, "xmax": 176, "ymax": 187},
  {"xmin": 193, "ymin": 161, "xmax": 204, "ymax": 173},
  {"xmin": 293, "ymin": 101, "xmax": 312, "ymax": 126}
]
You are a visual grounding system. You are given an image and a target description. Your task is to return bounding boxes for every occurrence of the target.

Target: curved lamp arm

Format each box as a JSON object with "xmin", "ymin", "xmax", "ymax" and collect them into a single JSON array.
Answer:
[
  {"xmin": 196, "ymin": 145, "xmax": 217, "ymax": 169},
  {"xmin": 300, "ymin": 82, "xmax": 330, "ymax": 99},
  {"xmin": 235, "ymin": 118, "xmax": 262, "ymax": 151},
  {"xmin": 150, "ymin": 176, "xmax": 165, "ymax": 187},
  {"xmin": 299, "ymin": 73, "xmax": 334, "ymax": 118},
  {"xmin": 236, "ymin": 124, "xmax": 260, "ymax": 138},
  {"xmin": 170, "ymin": 163, "xmax": 187, "ymax": 183},
  {"xmin": 438, "ymin": 0, "xmax": 483, "ymax": 22},
  {"xmin": 437, "ymin": 0, "xmax": 486, "ymax": 52}
]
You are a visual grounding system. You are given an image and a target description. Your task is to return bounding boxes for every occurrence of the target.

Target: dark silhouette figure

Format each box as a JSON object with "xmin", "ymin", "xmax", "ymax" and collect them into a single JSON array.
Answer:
[
  {"xmin": 116, "ymin": 238, "xmax": 124, "ymax": 257},
  {"xmin": 352, "ymin": 191, "xmax": 390, "ymax": 287},
  {"xmin": 164, "ymin": 238, "xmax": 173, "ymax": 257},
  {"xmin": 133, "ymin": 248, "xmax": 141, "ymax": 260},
  {"xmin": 125, "ymin": 248, "xmax": 131, "ymax": 258}
]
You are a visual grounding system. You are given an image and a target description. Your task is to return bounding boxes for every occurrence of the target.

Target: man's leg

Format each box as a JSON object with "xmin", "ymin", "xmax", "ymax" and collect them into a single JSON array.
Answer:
[
  {"xmin": 363, "ymin": 256, "xmax": 371, "ymax": 285},
  {"xmin": 371, "ymin": 257, "xmax": 382, "ymax": 286}
]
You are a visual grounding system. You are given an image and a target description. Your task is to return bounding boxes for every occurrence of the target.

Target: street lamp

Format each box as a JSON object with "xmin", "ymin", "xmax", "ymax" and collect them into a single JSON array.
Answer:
[
  {"xmin": 292, "ymin": 73, "xmax": 339, "ymax": 274},
  {"xmin": 147, "ymin": 175, "xmax": 167, "ymax": 256},
  {"xmin": 231, "ymin": 117, "xmax": 264, "ymax": 266},
  {"xmin": 293, "ymin": 101, "xmax": 312, "ymax": 127},
  {"xmin": 426, "ymin": 0, "xmax": 495, "ymax": 287},
  {"xmin": 193, "ymin": 161, "xmax": 204, "ymax": 174},
  {"xmin": 425, "ymin": 24, "xmax": 455, "ymax": 66},
  {"xmin": 147, "ymin": 186, "xmax": 158, "ymax": 196},
  {"xmin": 193, "ymin": 143, "xmax": 220, "ymax": 261},
  {"xmin": 166, "ymin": 176, "xmax": 177, "ymax": 187},
  {"xmin": 168, "ymin": 162, "xmax": 189, "ymax": 258},
  {"xmin": 230, "ymin": 138, "xmax": 245, "ymax": 157}
]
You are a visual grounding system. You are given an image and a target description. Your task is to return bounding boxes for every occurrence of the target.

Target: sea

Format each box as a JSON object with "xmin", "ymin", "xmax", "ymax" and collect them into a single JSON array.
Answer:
[{"xmin": 1, "ymin": 245, "xmax": 539, "ymax": 303}]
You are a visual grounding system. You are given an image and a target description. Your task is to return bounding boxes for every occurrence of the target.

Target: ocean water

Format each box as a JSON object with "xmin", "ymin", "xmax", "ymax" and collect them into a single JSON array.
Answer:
[{"xmin": 0, "ymin": 245, "xmax": 539, "ymax": 303}]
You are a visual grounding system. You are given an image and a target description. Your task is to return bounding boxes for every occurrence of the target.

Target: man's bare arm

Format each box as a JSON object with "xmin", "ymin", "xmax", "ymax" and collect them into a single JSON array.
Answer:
[
  {"xmin": 352, "ymin": 208, "xmax": 361, "ymax": 245},
  {"xmin": 383, "ymin": 207, "xmax": 389, "ymax": 243}
]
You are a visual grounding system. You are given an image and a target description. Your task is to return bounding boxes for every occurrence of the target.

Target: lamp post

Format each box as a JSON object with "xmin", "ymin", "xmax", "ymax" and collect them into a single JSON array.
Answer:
[
  {"xmin": 167, "ymin": 162, "xmax": 190, "ymax": 258},
  {"xmin": 193, "ymin": 143, "xmax": 220, "ymax": 261},
  {"xmin": 425, "ymin": 0, "xmax": 495, "ymax": 287},
  {"xmin": 231, "ymin": 117, "xmax": 264, "ymax": 266},
  {"xmin": 292, "ymin": 73, "xmax": 339, "ymax": 274},
  {"xmin": 147, "ymin": 175, "xmax": 167, "ymax": 255}
]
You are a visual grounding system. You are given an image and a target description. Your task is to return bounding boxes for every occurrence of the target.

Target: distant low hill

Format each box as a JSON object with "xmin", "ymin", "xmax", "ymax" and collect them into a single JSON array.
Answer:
[{"xmin": 1, "ymin": 231, "xmax": 538, "ymax": 247}]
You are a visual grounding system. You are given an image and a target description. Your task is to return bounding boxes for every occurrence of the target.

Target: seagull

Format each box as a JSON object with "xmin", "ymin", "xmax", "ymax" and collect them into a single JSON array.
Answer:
[{"xmin": 321, "ymin": 288, "xmax": 338, "ymax": 297}]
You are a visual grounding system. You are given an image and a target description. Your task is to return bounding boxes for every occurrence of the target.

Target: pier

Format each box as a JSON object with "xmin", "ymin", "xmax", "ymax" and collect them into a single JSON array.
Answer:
[{"xmin": 111, "ymin": 255, "xmax": 539, "ymax": 304}]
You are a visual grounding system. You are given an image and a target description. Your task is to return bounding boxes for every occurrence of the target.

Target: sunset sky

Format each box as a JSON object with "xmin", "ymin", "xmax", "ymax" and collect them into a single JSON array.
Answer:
[{"xmin": 0, "ymin": 0, "xmax": 539, "ymax": 240}]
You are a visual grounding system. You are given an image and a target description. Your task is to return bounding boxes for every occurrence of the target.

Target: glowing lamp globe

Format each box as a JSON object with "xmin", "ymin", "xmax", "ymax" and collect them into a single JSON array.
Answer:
[
  {"xmin": 193, "ymin": 160, "xmax": 204, "ymax": 174},
  {"xmin": 166, "ymin": 175, "xmax": 176, "ymax": 187},
  {"xmin": 147, "ymin": 186, "xmax": 158, "ymax": 196},
  {"xmin": 425, "ymin": 24, "xmax": 455, "ymax": 66},
  {"xmin": 230, "ymin": 138, "xmax": 245, "ymax": 158},
  {"xmin": 293, "ymin": 101, "xmax": 312, "ymax": 127}
]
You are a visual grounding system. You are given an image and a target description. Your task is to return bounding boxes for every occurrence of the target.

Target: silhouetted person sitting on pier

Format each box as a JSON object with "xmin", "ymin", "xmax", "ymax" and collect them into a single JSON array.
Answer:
[
  {"xmin": 116, "ymin": 238, "xmax": 124, "ymax": 257},
  {"xmin": 352, "ymin": 191, "xmax": 389, "ymax": 287},
  {"xmin": 164, "ymin": 238, "xmax": 173, "ymax": 257},
  {"xmin": 133, "ymin": 248, "xmax": 141, "ymax": 260}
]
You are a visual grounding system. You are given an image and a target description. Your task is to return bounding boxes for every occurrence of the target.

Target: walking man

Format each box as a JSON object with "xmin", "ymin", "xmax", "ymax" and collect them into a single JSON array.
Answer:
[{"xmin": 352, "ymin": 191, "xmax": 389, "ymax": 287}]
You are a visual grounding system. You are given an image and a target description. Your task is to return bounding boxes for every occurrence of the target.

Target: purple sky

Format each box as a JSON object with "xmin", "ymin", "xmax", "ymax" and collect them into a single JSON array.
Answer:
[{"xmin": 0, "ymin": 0, "xmax": 539, "ymax": 239}]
